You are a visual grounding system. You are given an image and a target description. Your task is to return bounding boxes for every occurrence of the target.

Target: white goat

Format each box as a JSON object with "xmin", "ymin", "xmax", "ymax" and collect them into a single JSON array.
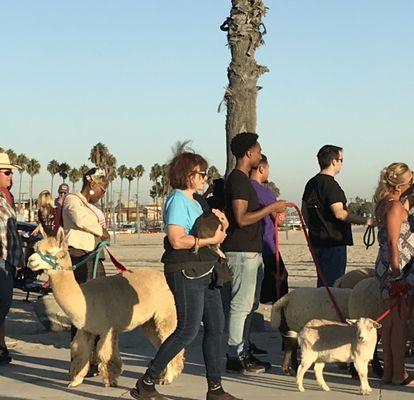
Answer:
[{"xmin": 296, "ymin": 318, "xmax": 381, "ymax": 395}]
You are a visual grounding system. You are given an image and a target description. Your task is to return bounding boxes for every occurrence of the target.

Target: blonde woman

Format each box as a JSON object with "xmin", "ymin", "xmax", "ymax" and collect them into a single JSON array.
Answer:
[
  {"xmin": 34, "ymin": 190, "xmax": 62, "ymax": 237},
  {"xmin": 374, "ymin": 162, "xmax": 414, "ymax": 386}
]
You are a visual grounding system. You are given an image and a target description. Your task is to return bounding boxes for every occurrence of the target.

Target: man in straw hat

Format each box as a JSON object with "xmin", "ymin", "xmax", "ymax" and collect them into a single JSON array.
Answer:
[{"xmin": 0, "ymin": 152, "xmax": 23, "ymax": 365}]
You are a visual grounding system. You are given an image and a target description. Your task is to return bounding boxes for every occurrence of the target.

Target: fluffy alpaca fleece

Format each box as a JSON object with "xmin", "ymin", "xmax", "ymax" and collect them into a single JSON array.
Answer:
[{"xmin": 28, "ymin": 231, "xmax": 184, "ymax": 388}]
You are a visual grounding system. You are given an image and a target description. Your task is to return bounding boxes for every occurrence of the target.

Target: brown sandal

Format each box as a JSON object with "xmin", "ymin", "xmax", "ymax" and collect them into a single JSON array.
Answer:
[{"xmin": 397, "ymin": 375, "xmax": 414, "ymax": 386}]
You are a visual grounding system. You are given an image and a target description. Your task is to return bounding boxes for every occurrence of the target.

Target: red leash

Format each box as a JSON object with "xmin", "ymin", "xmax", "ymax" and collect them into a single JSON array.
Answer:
[
  {"xmin": 105, "ymin": 247, "xmax": 128, "ymax": 273},
  {"xmin": 274, "ymin": 202, "xmax": 346, "ymax": 323}
]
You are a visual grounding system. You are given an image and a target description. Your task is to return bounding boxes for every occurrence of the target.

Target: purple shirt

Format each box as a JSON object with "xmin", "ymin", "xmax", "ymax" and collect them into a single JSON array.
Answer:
[{"xmin": 251, "ymin": 180, "xmax": 277, "ymax": 256}]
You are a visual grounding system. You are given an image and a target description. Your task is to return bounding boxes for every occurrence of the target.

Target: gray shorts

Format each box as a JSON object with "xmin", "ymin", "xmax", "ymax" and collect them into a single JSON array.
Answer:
[{"xmin": 0, "ymin": 261, "xmax": 14, "ymax": 323}]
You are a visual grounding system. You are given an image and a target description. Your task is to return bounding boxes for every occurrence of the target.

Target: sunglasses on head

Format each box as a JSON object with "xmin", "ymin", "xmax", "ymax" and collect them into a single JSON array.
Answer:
[{"xmin": 0, "ymin": 170, "xmax": 12, "ymax": 176}]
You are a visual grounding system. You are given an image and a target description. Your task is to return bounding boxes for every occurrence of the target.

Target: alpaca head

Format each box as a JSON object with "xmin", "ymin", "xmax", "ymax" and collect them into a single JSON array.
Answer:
[{"xmin": 28, "ymin": 227, "xmax": 72, "ymax": 273}]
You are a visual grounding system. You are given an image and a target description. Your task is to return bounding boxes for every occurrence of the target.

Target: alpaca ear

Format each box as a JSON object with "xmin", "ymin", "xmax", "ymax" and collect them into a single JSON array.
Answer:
[{"xmin": 55, "ymin": 227, "xmax": 65, "ymax": 247}]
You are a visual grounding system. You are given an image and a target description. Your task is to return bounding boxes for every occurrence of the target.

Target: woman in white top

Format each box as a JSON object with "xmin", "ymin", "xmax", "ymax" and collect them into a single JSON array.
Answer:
[{"xmin": 62, "ymin": 167, "xmax": 109, "ymax": 376}]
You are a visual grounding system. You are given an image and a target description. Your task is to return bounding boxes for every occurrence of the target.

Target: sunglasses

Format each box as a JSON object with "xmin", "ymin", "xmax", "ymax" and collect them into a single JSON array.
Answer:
[
  {"xmin": 0, "ymin": 170, "xmax": 12, "ymax": 176},
  {"xmin": 192, "ymin": 170, "xmax": 207, "ymax": 178}
]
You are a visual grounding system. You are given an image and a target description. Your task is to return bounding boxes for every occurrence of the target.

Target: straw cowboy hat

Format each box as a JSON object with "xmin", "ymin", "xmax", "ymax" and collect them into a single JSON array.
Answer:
[{"xmin": 0, "ymin": 153, "xmax": 22, "ymax": 170}]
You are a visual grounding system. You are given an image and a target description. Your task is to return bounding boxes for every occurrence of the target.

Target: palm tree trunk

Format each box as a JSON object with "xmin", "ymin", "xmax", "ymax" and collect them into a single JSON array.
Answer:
[
  {"xmin": 51, "ymin": 174, "xmax": 54, "ymax": 194},
  {"xmin": 119, "ymin": 179, "xmax": 124, "ymax": 223},
  {"xmin": 127, "ymin": 181, "xmax": 131, "ymax": 222},
  {"xmin": 222, "ymin": 0, "xmax": 268, "ymax": 176},
  {"xmin": 18, "ymin": 172, "xmax": 23, "ymax": 209},
  {"xmin": 136, "ymin": 178, "xmax": 140, "ymax": 236},
  {"xmin": 29, "ymin": 176, "xmax": 33, "ymax": 221}
]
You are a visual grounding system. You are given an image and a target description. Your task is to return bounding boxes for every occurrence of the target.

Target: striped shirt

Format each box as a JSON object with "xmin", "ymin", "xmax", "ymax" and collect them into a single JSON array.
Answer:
[{"xmin": 0, "ymin": 192, "xmax": 23, "ymax": 268}]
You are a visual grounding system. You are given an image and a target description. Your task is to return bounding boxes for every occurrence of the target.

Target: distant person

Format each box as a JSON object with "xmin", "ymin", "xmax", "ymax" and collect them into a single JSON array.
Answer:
[
  {"xmin": 55, "ymin": 183, "xmax": 69, "ymax": 208},
  {"xmin": 32, "ymin": 190, "xmax": 62, "ymax": 237},
  {"xmin": 0, "ymin": 153, "xmax": 23, "ymax": 365},
  {"xmin": 222, "ymin": 133, "xmax": 286, "ymax": 374},
  {"xmin": 250, "ymin": 154, "xmax": 289, "ymax": 304},
  {"xmin": 302, "ymin": 145, "xmax": 373, "ymax": 287},
  {"xmin": 374, "ymin": 163, "xmax": 414, "ymax": 386},
  {"xmin": 62, "ymin": 168, "xmax": 109, "ymax": 376}
]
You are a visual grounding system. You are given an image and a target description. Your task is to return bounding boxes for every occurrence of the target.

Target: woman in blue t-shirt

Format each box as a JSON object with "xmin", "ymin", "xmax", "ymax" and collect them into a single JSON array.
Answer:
[{"xmin": 131, "ymin": 146, "xmax": 239, "ymax": 400}]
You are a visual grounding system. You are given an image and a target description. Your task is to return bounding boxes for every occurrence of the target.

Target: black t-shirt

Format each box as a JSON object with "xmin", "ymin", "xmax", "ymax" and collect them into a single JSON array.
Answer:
[
  {"xmin": 222, "ymin": 169, "xmax": 263, "ymax": 252},
  {"xmin": 302, "ymin": 174, "xmax": 353, "ymax": 247}
]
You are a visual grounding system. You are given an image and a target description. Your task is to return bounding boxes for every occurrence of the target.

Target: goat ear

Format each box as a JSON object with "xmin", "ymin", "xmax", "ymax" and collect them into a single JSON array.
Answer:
[
  {"xmin": 373, "ymin": 321, "xmax": 382, "ymax": 330},
  {"xmin": 55, "ymin": 227, "xmax": 65, "ymax": 247},
  {"xmin": 346, "ymin": 319, "xmax": 357, "ymax": 325}
]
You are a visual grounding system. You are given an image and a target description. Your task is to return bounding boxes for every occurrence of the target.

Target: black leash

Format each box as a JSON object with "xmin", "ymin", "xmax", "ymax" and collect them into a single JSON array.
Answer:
[{"xmin": 363, "ymin": 225, "xmax": 376, "ymax": 249}]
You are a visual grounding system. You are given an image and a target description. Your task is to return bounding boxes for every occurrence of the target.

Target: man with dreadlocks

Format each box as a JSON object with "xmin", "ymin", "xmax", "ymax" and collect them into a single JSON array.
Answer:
[{"xmin": 222, "ymin": 132, "xmax": 287, "ymax": 374}]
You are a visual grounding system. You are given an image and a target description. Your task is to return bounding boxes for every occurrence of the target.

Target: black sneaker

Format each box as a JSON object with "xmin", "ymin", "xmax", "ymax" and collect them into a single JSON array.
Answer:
[
  {"xmin": 0, "ymin": 347, "xmax": 12, "ymax": 365},
  {"xmin": 226, "ymin": 356, "xmax": 245, "ymax": 374},
  {"xmin": 243, "ymin": 353, "xmax": 271, "ymax": 373},
  {"xmin": 130, "ymin": 375, "xmax": 169, "ymax": 400},
  {"xmin": 249, "ymin": 341, "xmax": 268, "ymax": 356}
]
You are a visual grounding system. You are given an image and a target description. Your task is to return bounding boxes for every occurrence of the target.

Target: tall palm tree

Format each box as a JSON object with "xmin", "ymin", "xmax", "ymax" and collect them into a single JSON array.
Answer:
[
  {"xmin": 89, "ymin": 142, "xmax": 110, "ymax": 169},
  {"xmin": 104, "ymin": 154, "xmax": 117, "ymax": 214},
  {"xmin": 125, "ymin": 168, "xmax": 136, "ymax": 222},
  {"xmin": 16, "ymin": 153, "xmax": 28, "ymax": 208},
  {"xmin": 26, "ymin": 158, "xmax": 41, "ymax": 217},
  {"xmin": 117, "ymin": 164, "xmax": 128, "ymax": 210},
  {"xmin": 68, "ymin": 168, "xmax": 82, "ymax": 192},
  {"xmin": 135, "ymin": 164, "xmax": 145, "ymax": 233},
  {"xmin": 149, "ymin": 163, "xmax": 162, "ymax": 221},
  {"xmin": 221, "ymin": 0, "xmax": 268, "ymax": 176},
  {"xmin": 47, "ymin": 160, "xmax": 60, "ymax": 194},
  {"xmin": 58, "ymin": 162, "xmax": 71, "ymax": 182}
]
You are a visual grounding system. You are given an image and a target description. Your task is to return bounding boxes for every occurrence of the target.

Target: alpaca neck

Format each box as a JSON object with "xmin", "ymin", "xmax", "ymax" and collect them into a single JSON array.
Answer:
[{"xmin": 48, "ymin": 270, "xmax": 87, "ymax": 328}]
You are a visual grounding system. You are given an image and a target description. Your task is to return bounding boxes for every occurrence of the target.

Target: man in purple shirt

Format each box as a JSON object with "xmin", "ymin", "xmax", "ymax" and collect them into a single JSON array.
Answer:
[{"xmin": 250, "ymin": 154, "xmax": 289, "ymax": 304}]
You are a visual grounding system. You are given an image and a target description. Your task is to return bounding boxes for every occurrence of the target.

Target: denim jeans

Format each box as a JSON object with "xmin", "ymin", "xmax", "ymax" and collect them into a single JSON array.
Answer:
[
  {"xmin": 148, "ymin": 270, "xmax": 225, "ymax": 381},
  {"xmin": 314, "ymin": 246, "xmax": 347, "ymax": 287},
  {"xmin": 225, "ymin": 252, "xmax": 263, "ymax": 358},
  {"xmin": 0, "ymin": 261, "xmax": 14, "ymax": 323}
]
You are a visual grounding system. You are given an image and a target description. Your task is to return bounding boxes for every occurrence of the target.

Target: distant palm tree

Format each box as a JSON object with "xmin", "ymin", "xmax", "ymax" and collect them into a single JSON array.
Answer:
[
  {"xmin": 149, "ymin": 163, "xmax": 162, "ymax": 221},
  {"xmin": 117, "ymin": 164, "xmax": 128, "ymax": 209},
  {"xmin": 79, "ymin": 164, "xmax": 90, "ymax": 177},
  {"xmin": 5, "ymin": 149, "xmax": 17, "ymax": 164},
  {"xmin": 58, "ymin": 162, "xmax": 71, "ymax": 182},
  {"xmin": 206, "ymin": 165, "xmax": 221, "ymax": 186},
  {"xmin": 135, "ymin": 164, "xmax": 145, "ymax": 233},
  {"xmin": 68, "ymin": 168, "xmax": 82, "ymax": 191},
  {"xmin": 26, "ymin": 158, "xmax": 41, "ymax": 216},
  {"xmin": 47, "ymin": 160, "xmax": 60, "ymax": 194},
  {"xmin": 16, "ymin": 153, "xmax": 28, "ymax": 208},
  {"xmin": 105, "ymin": 154, "xmax": 117, "ymax": 213},
  {"xmin": 267, "ymin": 181, "xmax": 280, "ymax": 198},
  {"xmin": 90, "ymin": 142, "xmax": 110, "ymax": 170},
  {"xmin": 125, "ymin": 168, "xmax": 136, "ymax": 222}
]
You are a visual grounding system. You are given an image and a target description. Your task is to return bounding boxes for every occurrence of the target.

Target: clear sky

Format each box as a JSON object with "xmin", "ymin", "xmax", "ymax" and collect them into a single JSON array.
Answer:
[{"xmin": 1, "ymin": 1, "xmax": 413, "ymax": 204}]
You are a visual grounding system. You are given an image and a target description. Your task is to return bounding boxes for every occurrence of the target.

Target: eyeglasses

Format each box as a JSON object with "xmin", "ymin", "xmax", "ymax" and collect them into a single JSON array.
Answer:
[{"xmin": 0, "ymin": 170, "xmax": 12, "ymax": 176}]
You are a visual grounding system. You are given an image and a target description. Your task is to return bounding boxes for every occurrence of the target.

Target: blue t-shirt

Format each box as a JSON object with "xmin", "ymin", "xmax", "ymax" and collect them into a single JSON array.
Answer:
[{"xmin": 164, "ymin": 189, "xmax": 203, "ymax": 234}]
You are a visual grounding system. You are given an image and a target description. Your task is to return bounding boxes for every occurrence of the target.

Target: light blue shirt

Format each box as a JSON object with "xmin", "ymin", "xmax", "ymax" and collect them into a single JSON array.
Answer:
[{"xmin": 163, "ymin": 189, "xmax": 203, "ymax": 234}]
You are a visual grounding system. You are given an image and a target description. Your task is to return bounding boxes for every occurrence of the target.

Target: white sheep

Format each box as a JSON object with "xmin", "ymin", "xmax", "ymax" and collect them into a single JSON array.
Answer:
[
  {"xmin": 334, "ymin": 268, "xmax": 375, "ymax": 289},
  {"xmin": 296, "ymin": 318, "xmax": 381, "ymax": 395}
]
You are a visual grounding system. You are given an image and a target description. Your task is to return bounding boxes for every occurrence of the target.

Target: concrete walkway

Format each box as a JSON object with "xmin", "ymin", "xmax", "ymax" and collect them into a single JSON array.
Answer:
[{"xmin": 2, "ymin": 292, "xmax": 414, "ymax": 399}]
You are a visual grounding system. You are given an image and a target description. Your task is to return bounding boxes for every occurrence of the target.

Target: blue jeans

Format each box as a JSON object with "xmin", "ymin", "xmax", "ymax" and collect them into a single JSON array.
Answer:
[
  {"xmin": 147, "ymin": 270, "xmax": 225, "ymax": 381},
  {"xmin": 314, "ymin": 246, "xmax": 347, "ymax": 287},
  {"xmin": 0, "ymin": 261, "xmax": 14, "ymax": 323},
  {"xmin": 225, "ymin": 252, "xmax": 263, "ymax": 358}
]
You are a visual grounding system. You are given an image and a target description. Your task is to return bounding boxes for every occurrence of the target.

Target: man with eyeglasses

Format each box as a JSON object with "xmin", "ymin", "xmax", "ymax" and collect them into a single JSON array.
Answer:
[
  {"xmin": 302, "ymin": 145, "xmax": 373, "ymax": 287},
  {"xmin": 0, "ymin": 153, "xmax": 23, "ymax": 365}
]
